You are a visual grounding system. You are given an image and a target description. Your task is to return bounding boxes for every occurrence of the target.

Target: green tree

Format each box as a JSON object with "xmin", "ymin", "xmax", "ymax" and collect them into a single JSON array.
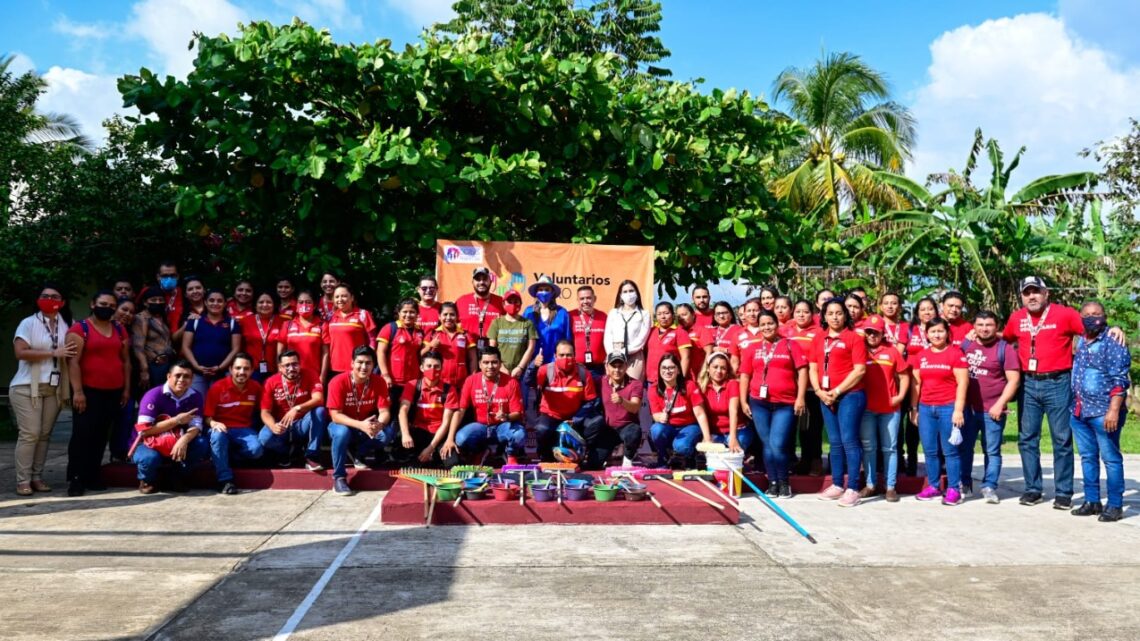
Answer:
[
  {"xmin": 0, "ymin": 54, "xmax": 94, "ymax": 153},
  {"xmin": 771, "ymin": 51, "xmax": 916, "ymax": 226},
  {"xmin": 119, "ymin": 20, "xmax": 803, "ymax": 308}
]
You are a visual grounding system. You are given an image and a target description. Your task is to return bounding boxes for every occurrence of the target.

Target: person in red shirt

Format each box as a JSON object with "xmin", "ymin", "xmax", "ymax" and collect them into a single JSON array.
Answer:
[
  {"xmin": 321, "ymin": 284, "xmax": 377, "ymax": 381},
  {"xmin": 646, "ymin": 302, "xmax": 693, "ymax": 387},
  {"xmin": 534, "ymin": 340, "xmax": 603, "ymax": 462},
  {"xmin": 941, "ymin": 291, "xmax": 971, "ymax": 346},
  {"xmin": 675, "ymin": 303, "xmax": 705, "ymax": 381},
  {"xmin": 150, "ymin": 260, "xmax": 184, "ymax": 331},
  {"xmin": 275, "ymin": 290, "xmax": 328, "ymax": 381},
  {"xmin": 860, "ymin": 317, "xmax": 910, "ymax": 502},
  {"xmin": 239, "ymin": 291, "xmax": 284, "ymax": 383},
  {"xmin": 226, "ymin": 279, "xmax": 254, "ymax": 321},
  {"xmin": 275, "ymin": 276, "xmax": 298, "ymax": 321},
  {"xmin": 451, "ymin": 347, "xmax": 526, "ymax": 465},
  {"xmin": 415, "ymin": 275, "xmax": 443, "ymax": 334},
  {"xmin": 597, "ymin": 352, "xmax": 645, "ymax": 469},
  {"xmin": 424, "ymin": 302, "xmax": 475, "ymax": 387},
  {"xmin": 739, "ymin": 310, "xmax": 807, "ymax": 497},
  {"xmin": 786, "ymin": 299, "xmax": 824, "ymax": 477},
  {"xmin": 901, "ymin": 296, "xmax": 939, "ymax": 476},
  {"xmin": 774, "ymin": 295, "xmax": 794, "ymax": 332},
  {"xmin": 700, "ymin": 352, "xmax": 747, "ymax": 452},
  {"xmin": 64, "ymin": 290, "xmax": 131, "ymax": 496},
  {"xmin": 570, "ymin": 285, "xmax": 608, "ymax": 378},
  {"xmin": 327, "ymin": 345, "xmax": 393, "ymax": 495},
  {"xmin": 809, "ymin": 298, "xmax": 868, "ymax": 507},
  {"xmin": 318, "ymin": 272, "xmax": 339, "ymax": 322},
  {"xmin": 961, "ymin": 310, "xmax": 1021, "ymax": 503},
  {"xmin": 257, "ymin": 350, "xmax": 328, "ymax": 471},
  {"xmin": 812, "ymin": 288, "xmax": 835, "ymax": 327},
  {"xmin": 845, "ymin": 293, "xmax": 871, "ymax": 335},
  {"xmin": 909, "ymin": 318, "xmax": 969, "ymax": 506},
  {"xmin": 690, "ymin": 286, "xmax": 715, "ymax": 331},
  {"xmin": 758, "ymin": 286, "xmax": 778, "ymax": 312},
  {"xmin": 205, "ymin": 353, "xmax": 265, "ymax": 494},
  {"xmin": 456, "ymin": 267, "xmax": 505, "ymax": 352},
  {"xmin": 735, "ymin": 298, "xmax": 766, "ymax": 363},
  {"xmin": 648, "ymin": 353, "xmax": 712, "ymax": 468},
  {"xmin": 396, "ymin": 351, "xmax": 460, "ymax": 466},
  {"xmin": 377, "ymin": 299, "xmax": 424, "ymax": 409},
  {"xmin": 700, "ymin": 301, "xmax": 742, "ymax": 372},
  {"xmin": 878, "ymin": 292, "xmax": 910, "ymax": 356}
]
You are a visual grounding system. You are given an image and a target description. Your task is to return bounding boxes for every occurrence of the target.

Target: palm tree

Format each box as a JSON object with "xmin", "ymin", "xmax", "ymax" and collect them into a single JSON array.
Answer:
[
  {"xmin": 1, "ymin": 54, "xmax": 94, "ymax": 152},
  {"xmin": 770, "ymin": 51, "xmax": 916, "ymax": 226}
]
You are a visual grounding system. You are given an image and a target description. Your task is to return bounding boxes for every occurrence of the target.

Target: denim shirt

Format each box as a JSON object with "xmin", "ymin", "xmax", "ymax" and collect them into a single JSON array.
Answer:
[
  {"xmin": 1071, "ymin": 332, "xmax": 1131, "ymax": 419},
  {"xmin": 524, "ymin": 305, "xmax": 572, "ymax": 364}
]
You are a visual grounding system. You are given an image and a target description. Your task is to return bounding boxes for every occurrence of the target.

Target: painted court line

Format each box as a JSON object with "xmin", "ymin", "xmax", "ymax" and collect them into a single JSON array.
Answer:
[{"xmin": 272, "ymin": 498, "xmax": 385, "ymax": 641}]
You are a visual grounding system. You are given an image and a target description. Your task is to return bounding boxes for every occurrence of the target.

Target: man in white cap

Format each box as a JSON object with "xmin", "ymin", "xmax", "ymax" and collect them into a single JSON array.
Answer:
[{"xmin": 456, "ymin": 267, "xmax": 504, "ymax": 353}]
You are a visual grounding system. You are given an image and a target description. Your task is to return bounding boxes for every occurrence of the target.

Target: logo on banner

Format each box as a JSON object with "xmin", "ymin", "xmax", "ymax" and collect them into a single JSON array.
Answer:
[{"xmin": 443, "ymin": 245, "xmax": 484, "ymax": 264}]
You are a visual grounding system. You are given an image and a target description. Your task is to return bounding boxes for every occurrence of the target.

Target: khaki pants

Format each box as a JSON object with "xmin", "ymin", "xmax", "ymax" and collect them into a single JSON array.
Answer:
[{"xmin": 10, "ymin": 384, "xmax": 61, "ymax": 485}]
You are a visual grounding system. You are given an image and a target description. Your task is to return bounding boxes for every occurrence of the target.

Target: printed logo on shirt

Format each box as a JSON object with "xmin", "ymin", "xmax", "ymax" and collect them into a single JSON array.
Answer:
[{"xmin": 918, "ymin": 356, "xmax": 952, "ymax": 371}]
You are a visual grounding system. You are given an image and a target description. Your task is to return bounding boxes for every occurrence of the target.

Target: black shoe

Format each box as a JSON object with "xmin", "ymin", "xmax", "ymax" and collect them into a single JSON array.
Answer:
[
  {"xmin": 1052, "ymin": 496, "xmax": 1072, "ymax": 510},
  {"xmin": 765, "ymin": 483, "xmax": 779, "ymax": 498},
  {"xmin": 67, "ymin": 481, "xmax": 85, "ymax": 497},
  {"xmin": 1019, "ymin": 491, "xmax": 1043, "ymax": 506},
  {"xmin": 1070, "ymin": 501, "xmax": 1102, "ymax": 516},
  {"xmin": 219, "ymin": 481, "xmax": 238, "ymax": 495},
  {"xmin": 778, "ymin": 482, "xmax": 793, "ymax": 498},
  {"xmin": 1098, "ymin": 506, "xmax": 1124, "ymax": 522}
]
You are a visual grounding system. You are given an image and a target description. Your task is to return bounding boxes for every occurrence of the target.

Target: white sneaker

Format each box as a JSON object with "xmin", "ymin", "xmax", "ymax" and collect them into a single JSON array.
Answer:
[{"xmin": 981, "ymin": 487, "xmax": 999, "ymax": 504}]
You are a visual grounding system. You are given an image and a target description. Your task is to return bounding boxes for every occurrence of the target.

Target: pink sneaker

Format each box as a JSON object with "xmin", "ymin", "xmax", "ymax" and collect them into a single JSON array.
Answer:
[
  {"xmin": 916, "ymin": 486, "xmax": 942, "ymax": 501},
  {"xmin": 817, "ymin": 484, "xmax": 844, "ymax": 500},
  {"xmin": 942, "ymin": 488, "xmax": 962, "ymax": 506},
  {"xmin": 837, "ymin": 488, "xmax": 861, "ymax": 508}
]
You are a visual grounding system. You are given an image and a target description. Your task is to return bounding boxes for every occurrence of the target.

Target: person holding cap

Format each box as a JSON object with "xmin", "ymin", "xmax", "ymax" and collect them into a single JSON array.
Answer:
[
  {"xmin": 1002, "ymin": 276, "xmax": 1125, "ymax": 508},
  {"xmin": 598, "ymin": 351, "xmax": 645, "ymax": 468},
  {"xmin": 456, "ymin": 267, "xmax": 504, "ymax": 352},
  {"xmin": 487, "ymin": 290, "xmax": 537, "ymax": 379}
]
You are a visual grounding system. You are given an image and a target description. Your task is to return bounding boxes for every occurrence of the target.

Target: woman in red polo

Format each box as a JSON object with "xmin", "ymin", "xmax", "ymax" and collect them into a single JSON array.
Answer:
[
  {"xmin": 321, "ymin": 284, "xmax": 376, "ymax": 382},
  {"xmin": 645, "ymin": 302, "xmax": 692, "ymax": 387},
  {"xmin": 648, "ymin": 353, "xmax": 712, "ymax": 468},
  {"xmin": 239, "ymin": 290, "xmax": 283, "ymax": 383},
  {"xmin": 699, "ymin": 352, "xmax": 745, "ymax": 452},
  {"xmin": 276, "ymin": 290, "xmax": 327, "ymax": 381},
  {"xmin": 700, "ymin": 301, "xmax": 742, "ymax": 371},
  {"xmin": 424, "ymin": 302, "xmax": 474, "ymax": 387},
  {"xmin": 909, "ymin": 318, "xmax": 969, "ymax": 506},
  {"xmin": 787, "ymin": 298, "xmax": 824, "ymax": 476},
  {"xmin": 377, "ymin": 298, "xmax": 424, "ymax": 409},
  {"xmin": 675, "ymin": 303, "xmax": 705, "ymax": 382}
]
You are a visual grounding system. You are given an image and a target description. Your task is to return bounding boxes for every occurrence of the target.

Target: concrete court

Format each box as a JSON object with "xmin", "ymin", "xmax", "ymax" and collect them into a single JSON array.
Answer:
[{"xmin": 3, "ymin": 421, "xmax": 1140, "ymax": 641}]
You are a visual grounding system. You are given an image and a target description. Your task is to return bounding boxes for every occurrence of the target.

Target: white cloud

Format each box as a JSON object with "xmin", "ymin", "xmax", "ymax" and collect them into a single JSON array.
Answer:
[
  {"xmin": 7, "ymin": 52, "xmax": 36, "ymax": 76},
  {"xmin": 39, "ymin": 67, "xmax": 127, "ymax": 144},
  {"xmin": 909, "ymin": 13, "xmax": 1140, "ymax": 190},
  {"xmin": 283, "ymin": 0, "xmax": 363, "ymax": 31},
  {"xmin": 383, "ymin": 0, "xmax": 455, "ymax": 29},
  {"xmin": 125, "ymin": 0, "xmax": 248, "ymax": 78},
  {"xmin": 53, "ymin": 16, "xmax": 113, "ymax": 39}
]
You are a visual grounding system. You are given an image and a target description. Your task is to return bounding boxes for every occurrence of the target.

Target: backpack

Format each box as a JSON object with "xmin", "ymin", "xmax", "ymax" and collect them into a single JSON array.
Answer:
[
  {"xmin": 409, "ymin": 379, "xmax": 451, "ymax": 424},
  {"xmin": 541, "ymin": 361, "xmax": 589, "ymax": 391},
  {"xmin": 78, "ymin": 319, "xmax": 126, "ymax": 341},
  {"xmin": 191, "ymin": 317, "xmax": 237, "ymax": 333},
  {"xmin": 961, "ymin": 338, "xmax": 1007, "ymax": 368}
]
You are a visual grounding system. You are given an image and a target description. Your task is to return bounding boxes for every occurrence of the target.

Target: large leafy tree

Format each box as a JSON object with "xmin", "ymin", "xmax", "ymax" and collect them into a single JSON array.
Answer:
[
  {"xmin": 771, "ymin": 51, "xmax": 916, "ymax": 227},
  {"xmin": 119, "ymin": 19, "xmax": 803, "ymax": 307}
]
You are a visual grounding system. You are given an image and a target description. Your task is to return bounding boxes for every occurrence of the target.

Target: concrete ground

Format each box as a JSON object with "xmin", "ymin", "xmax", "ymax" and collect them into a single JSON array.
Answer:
[{"xmin": 3, "ymin": 414, "xmax": 1140, "ymax": 641}]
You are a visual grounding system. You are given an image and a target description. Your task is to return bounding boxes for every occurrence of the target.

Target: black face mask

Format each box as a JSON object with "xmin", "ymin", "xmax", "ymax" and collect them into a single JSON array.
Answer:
[
  {"xmin": 147, "ymin": 303, "xmax": 166, "ymax": 316},
  {"xmin": 92, "ymin": 307, "xmax": 115, "ymax": 321}
]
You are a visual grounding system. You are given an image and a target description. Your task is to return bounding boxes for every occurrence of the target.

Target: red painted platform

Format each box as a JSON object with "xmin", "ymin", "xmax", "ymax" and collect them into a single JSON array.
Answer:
[{"xmin": 381, "ymin": 477, "xmax": 740, "ymax": 526}]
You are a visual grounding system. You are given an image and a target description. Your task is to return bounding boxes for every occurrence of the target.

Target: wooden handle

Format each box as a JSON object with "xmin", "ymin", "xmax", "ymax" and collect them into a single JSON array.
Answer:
[
  {"xmin": 648, "ymin": 491, "xmax": 663, "ymax": 509},
  {"xmin": 657, "ymin": 477, "xmax": 724, "ymax": 510},
  {"xmin": 425, "ymin": 486, "xmax": 437, "ymax": 527},
  {"xmin": 697, "ymin": 477, "xmax": 740, "ymax": 510}
]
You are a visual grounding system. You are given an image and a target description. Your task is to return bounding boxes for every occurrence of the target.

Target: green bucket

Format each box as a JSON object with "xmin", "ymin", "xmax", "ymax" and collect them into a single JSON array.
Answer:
[
  {"xmin": 435, "ymin": 481, "xmax": 462, "ymax": 502},
  {"xmin": 593, "ymin": 484, "xmax": 619, "ymax": 502}
]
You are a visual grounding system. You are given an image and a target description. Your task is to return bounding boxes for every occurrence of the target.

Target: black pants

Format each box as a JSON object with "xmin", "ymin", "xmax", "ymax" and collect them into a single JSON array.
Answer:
[
  {"xmin": 67, "ymin": 387, "xmax": 123, "ymax": 485},
  {"xmin": 535, "ymin": 413, "xmax": 605, "ymax": 463},
  {"xmin": 897, "ymin": 398, "xmax": 920, "ymax": 476},
  {"xmin": 399, "ymin": 426, "xmax": 459, "ymax": 467},
  {"xmin": 792, "ymin": 390, "xmax": 824, "ymax": 466},
  {"xmin": 582, "ymin": 421, "xmax": 643, "ymax": 470}
]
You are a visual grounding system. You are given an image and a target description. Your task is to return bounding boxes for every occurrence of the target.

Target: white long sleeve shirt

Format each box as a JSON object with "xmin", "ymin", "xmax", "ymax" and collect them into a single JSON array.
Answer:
[{"xmin": 603, "ymin": 307, "xmax": 650, "ymax": 356}]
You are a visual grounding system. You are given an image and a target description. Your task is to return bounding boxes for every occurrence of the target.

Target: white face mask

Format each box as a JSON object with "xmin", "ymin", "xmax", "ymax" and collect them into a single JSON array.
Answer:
[{"xmin": 621, "ymin": 292, "xmax": 638, "ymax": 306}]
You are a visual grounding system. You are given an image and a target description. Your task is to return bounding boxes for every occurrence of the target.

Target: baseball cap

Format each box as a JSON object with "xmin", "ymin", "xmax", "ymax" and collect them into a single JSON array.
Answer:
[
  {"xmin": 863, "ymin": 315, "xmax": 885, "ymax": 334},
  {"xmin": 606, "ymin": 352, "xmax": 627, "ymax": 364},
  {"xmin": 1019, "ymin": 276, "xmax": 1047, "ymax": 293},
  {"xmin": 472, "ymin": 267, "xmax": 491, "ymax": 278},
  {"xmin": 503, "ymin": 289, "xmax": 522, "ymax": 302}
]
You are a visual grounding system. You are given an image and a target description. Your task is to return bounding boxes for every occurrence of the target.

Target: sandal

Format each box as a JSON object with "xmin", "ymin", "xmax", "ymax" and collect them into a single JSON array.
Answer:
[
  {"xmin": 31, "ymin": 480, "xmax": 52, "ymax": 492},
  {"xmin": 15, "ymin": 484, "xmax": 33, "ymax": 496}
]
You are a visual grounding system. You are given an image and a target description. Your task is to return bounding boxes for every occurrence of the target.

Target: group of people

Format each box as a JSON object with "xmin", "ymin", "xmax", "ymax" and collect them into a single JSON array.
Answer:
[{"xmin": 8, "ymin": 263, "xmax": 1131, "ymax": 521}]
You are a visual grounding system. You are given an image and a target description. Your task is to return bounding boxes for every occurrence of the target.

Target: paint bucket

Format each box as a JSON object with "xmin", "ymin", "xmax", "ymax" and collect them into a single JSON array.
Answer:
[
  {"xmin": 564, "ymin": 486, "xmax": 591, "ymax": 501},
  {"xmin": 463, "ymin": 487, "xmax": 488, "ymax": 501},
  {"xmin": 530, "ymin": 485, "xmax": 558, "ymax": 502},
  {"xmin": 490, "ymin": 484, "xmax": 519, "ymax": 501},
  {"xmin": 593, "ymin": 485, "xmax": 618, "ymax": 502},
  {"xmin": 706, "ymin": 450, "xmax": 744, "ymax": 497},
  {"xmin": 436, "ymin": 485, "xmax": 462, "ymax": 502}
]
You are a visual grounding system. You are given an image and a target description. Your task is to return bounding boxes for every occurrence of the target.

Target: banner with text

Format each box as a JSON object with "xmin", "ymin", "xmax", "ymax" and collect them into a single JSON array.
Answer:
[{"xmin": 436, "ymin": 240, "xmax": 654, "ymax": 309}]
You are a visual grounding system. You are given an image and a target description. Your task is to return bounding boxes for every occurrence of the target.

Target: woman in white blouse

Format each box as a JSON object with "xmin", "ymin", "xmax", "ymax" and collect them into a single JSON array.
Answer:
[
  {"xmin": 10, "ymin": 284, "xmax": 76, "ymax": 495},
  {"xmin": 603, "ymin": 280, "xmax": 651, "ymax": 381}
]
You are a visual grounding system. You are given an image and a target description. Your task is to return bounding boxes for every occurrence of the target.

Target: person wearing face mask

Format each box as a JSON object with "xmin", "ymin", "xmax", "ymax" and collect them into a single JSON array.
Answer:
[
  {"xmin": 226, "ymin": 279, "xmax": 255, "ymax": 321},
  {"xmin": 487, "ymin": 290, "xmax": 537, "ymax": 380},
  {"xmin": 258, "ymin": 350, "xmax": 329, "ymax": 471},
  {"xmin": 570, "ymin": 285, "xmax": 608, "ymax": 380},
  {"xmin": 10, "ymin": 285, "xmax": 75, "ymax": 496},
  {"xmin": 318, "ymin": 272, "xmax": 340, "ymax": 322},
  {"xmin": 424, "ymin": 302, "xmax": 476, "ymax": 387},
  {"xmin": 276, "ymin": 276, "xmax": 298, "ymax": 320},
  {"xmin": 205, "ymin": 353, "xmax": 266, "ymax": 495},
  {"xmin": 131, "ymin": 287, "xmax": 176, "ymax": 394},
  {"xmin": 239, "ymin": 291, "xmax": 284, "ymax": 384},
  {"xmin": 396, "ymin": 351, "xmax": 460, "ymax": 466},
  {"xmin": 451, "ymin": 347, "xmax": 526, "ymax": 465},
  {"xmin": 959, "ymin": 311, "xmax": 1020, "ymax": 503},
  {"xmin": 1069, "ymin": 301, "xmax": 1131, "ymax": 522},
  {"xmin": 327, "ymin": 346, "xmax": 394, "ymax": 495},
  {"xmin": 603, "ymin": 280, "xmax": 650, "ymax": 381},
  {"xmin": 645, "ymin": 302, "xmax": 693, "ymax": 388},
  {"xmin": 691, "ymin": 286, "xmax": 715, "ymax": 331},
  {"xmin": 151, "ymin": 260, "xmax": 183, "ymax": 330},
  {"xmin": 534, "ymin": 340, "xmax": 603, "ymax": 462},
  {"xmin": 64, "ymin": 290, "xmax": 132, "ymax": 496},
  {"xmin": 415, "ymin": 275, "xmax": 443, "ymax": 333},
  {"xmin": 456, "ymin": 267, "xmax": 505, "ymax": 352},
  {"xmin": 377, "ymin": 299, "xmax": 425, "ymax": 412},
  {"xmin": 523, "ymin": 276, "xmax": 573, "ymax": 405},
  {"xmin": 275, "ymin": 290, "xmax": 328, "ymax": 382}
]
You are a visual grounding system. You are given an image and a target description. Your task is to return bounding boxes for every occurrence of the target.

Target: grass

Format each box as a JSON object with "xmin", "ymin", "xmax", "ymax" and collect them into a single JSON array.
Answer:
[{"xmin": 997, "ymin": 403, "xmax": 1140, "ymax": 455}]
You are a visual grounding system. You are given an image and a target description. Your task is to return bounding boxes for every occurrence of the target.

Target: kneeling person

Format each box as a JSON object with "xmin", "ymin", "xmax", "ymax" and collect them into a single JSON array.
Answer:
[
  {"xmin": 258, "ymin": 350, "xmax": 330, "ymax": 471},
  {"xmin": 597, "ymin": 352, "xmax": 644, "ymax": 469},
  {"xmin": 535, "ymin": 340, "xmax": 604, "ymax": 463},
  {"xmin": 452, "ymin": 347, "xmax": 526, "ymax": 465},
  {"xmin": 206, "ymin": 353, "xmax": 265, "ymax": 494},
  {"xmin": 132, "ymin": 360, "xmax": 210, "ymax": 494},
  {"xmin": 397, "ymin": 351, "xmax": 460, "ymax": 466},
  {"xmin": 327, "ymin": 346, "xmax": 393, "ymax": 495}
]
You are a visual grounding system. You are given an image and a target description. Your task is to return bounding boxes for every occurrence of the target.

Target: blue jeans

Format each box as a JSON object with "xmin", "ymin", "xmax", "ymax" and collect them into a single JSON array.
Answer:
[
  {"xmin": 711, "ymin": 427, "xmax": 755, "ymax": 453},
  {"xmin": 209, "ymin": 427, "xmax": 265, "ymax": 483},
  {"xmin": 860, "ymin": 410, "xmax": 900, "ymax": 488},
  {"xmin": 957, "ymin": 408, "xmax": 980, "ymax": 489},
  {"xmin": 750, "ymin": 399, "xmax": 795, "ymax": 484},
  {"xmin": 258, "ymin": 406, "xmax": 330, "ymax": 460},
  {"xmin": 454, "ymin": 422, "xmax": 527, "ymax": 458},
  {"xmin": 328, "ymin": 421, "xmax": 398, "ymax": 479},
  {"xmin": 819, "ymin": 390, "xmax": 866, "ymax": 490},
  {"xmin": 1071, "ymin": 410, "xmax": 1126, "ymax": 508},
  {"xmin": 649, "ymin": 422, "xmax": 702, "ymax": 466},
  {"xmin": 1017, "ymin": 373, "xmax": 1074, "ymax": 497},
  {"xmin": 969, "ymin": 409, "xmax": 1007, "ymax": 490},
  {"xmin": 918, "ymin": 403, "xmax": 961, "ymax": 490},
  {"xmin": 132, "ymin": 433, "xmax": 210, "ymax": 484}
]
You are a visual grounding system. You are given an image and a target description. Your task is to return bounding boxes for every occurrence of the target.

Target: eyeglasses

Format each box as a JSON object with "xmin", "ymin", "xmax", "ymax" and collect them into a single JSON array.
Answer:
[{"xmin": 40, "ymin": 294, "xmax": 63, "ymax": 300}]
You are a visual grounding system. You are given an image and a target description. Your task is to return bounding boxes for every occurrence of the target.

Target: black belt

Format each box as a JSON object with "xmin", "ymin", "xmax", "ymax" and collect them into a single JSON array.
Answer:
[{"xmin": 1025, "ymin": 370, "xmax": 1067, "ymax": 381}]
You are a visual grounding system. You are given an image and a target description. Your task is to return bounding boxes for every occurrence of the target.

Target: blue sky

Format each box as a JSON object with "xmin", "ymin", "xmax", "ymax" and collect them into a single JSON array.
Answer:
[{"xmin": 5, "ymin": 0, "xmax": 1140, "ymax": 186}]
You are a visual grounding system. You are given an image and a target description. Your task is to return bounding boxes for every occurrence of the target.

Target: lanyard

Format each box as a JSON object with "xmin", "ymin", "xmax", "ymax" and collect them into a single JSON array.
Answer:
[
  {"xmin": 255, "ymin": 315, "xmax": 272, "ymax": 353},
  {"xmin": 282, "ymin": 377, "xmax": 302, "ymax": 407},
  {"xmin": 758, "ymin": 339, "xmax": 780, "ymax": 383},
  {"xmin": 884, "ymin": 320, "xmax": 901, "ymax": 344},
  {"xmin": 481, "ymin": 376, "xmax": 500, "ymax": 416},
  {"xmin": 663, "ymin": 386, "xmax": 679, "ymax": 414},
  {"xmin": 351, "ymin": 377, "xmax": 371, "ymax": 414},
  {"xmin": 476, "ymin": 298, "xmax": 490, "ymax": 336},
  {"xmin": 822, "ymin": 335, "xmax": 842, "ymax": 376},
  {"xmin": 714, "ymin": 325, "xmax": 730, "ymax": 347},
  {"xmin": 621, "ymin": 310, "xmax": 638, "ymax": 352},
  {"xmin": 38, "ymin": 313, "xmax": 60, "ymax": 370},
  {"xmin": 320, "ymin": 297, "xmax": 335, "ymax": 320},
  {"xmin": 581, "ymin": 312, "xmax": 594, "ymax": 351},
  {"xmin": 1027, "ymin": 304, "xmax": 1051, "ymax": 357}
]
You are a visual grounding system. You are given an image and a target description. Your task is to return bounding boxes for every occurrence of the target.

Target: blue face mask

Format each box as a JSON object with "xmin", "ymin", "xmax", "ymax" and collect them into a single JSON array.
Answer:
[
  {"xmin": 159, "ymin": 276, "xmax": 178, "ymax": 291},
  {"xmin": 1082, "ymin": 315, "xmax": 1106, "ymax": 335},
  {"xmin": 536, "ymin": 290, "xmax": 554, "ymax": 305}
]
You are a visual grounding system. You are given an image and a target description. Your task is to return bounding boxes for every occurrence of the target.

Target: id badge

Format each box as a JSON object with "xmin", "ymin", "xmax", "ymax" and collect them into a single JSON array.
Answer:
[
  {"xmin": 584, "ymin": 352, "xmax": 593, "ymax": 364},
  {"xmin": 476, "ymin": 337, "xmax": 488, "ymax": 351},
  {"xmin": 259, "ymin": 360, "xmax": 269, "ymax": 374},
  {"xmin": 1027, "ymin": 358, "xmax": 1038, "ymax": 373},
  {"xmin": 49, "ymin": 371, "xmax": 61, "ymax": 387},
  {"xmin": 759, "ymin": 385, "xmax": 769, "ymax": 400},
  {"xmin": 821, "ymin": 375, "xmax": 831, "ymax": 390}
]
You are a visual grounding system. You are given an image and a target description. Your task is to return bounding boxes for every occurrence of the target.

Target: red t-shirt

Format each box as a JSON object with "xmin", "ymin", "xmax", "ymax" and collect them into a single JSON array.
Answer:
[
  {"xmin": 810, "ymin": 329, "xmax": 868, "ymax": 392},
  {"xmin": 260, "ymin": 370, "xmax": 324, "ymax": 420},
  {"xmin": 864, "ymin": 345, "xmax": 908, "ymax": 414},
  {"xmin": 536, "ymin": 364, "xmax": 598, "ymax": 420},
  {"xmin": 702, "ymin": 380, "xmax": 739, "ymax": 434},
  {"xmin": 400, "ymin": 379, "xmax": 459, "ymax": 433},
  {"xmin": 694, "ymin": 308, "xmax": 716, "ymax": 331},
  {"xmin": 684, "ymin": 325, "xmax": 705, "ymax": 378},
  {"xmin": 456, "ymin": 373, "xmax": 523, "ymax": 425},
  {"xmin": 275, "ymin": 318, "xmax": 324, "ymax": 379},
  {"xmin": 326, "ymin": 372, "xmax": 390, "ymax": 422},
  {"xmin": 648, "ymin": 379, "xmax": 705, "ymax": 426},
  {"xmin": 907, "ymin": 324, "xmax": 929, "ymax": 361},
  {"xmin": 735, "ymin": 326, "xmax": 765, "ymax": 358},
  {"xmin": 278, "ymin": 300, "xmax": 297, "ymax": 321},
  {"xmin": 225, "ymin": 300, "xmax": 253, "ymax": 321},
  {"xmin": 205, "ymin": 376, "xmax": 264, "ymax": 428},
  {"xmin": 455, "ymin": 293, "xmax": 504, "ymax": 339},
  {"xmin": 377, "ymin": 321, "xmax": 425, "ymax": 385},
  {"xmin": 416, "ymin": 302, "xmax": 442, "ymax": 334},
  {"xmin": 784, "ymin": 323, "xmax": 818, "ymax": 348},
  {"xmin": 68, "ymin": 320, "xmax": 128, "ymax": 390},
  {"xmin": 912, "ymin": 347, "xmax": 967, "ymax": 406},
  {"xmin": 239, "ymin": 314, "xmax": 283, "ymax": 374},
  {"xmin": 883, "ymin": 319, "xmax": 911, "ymax": 350},
  {"xmin": 699, "ymin": 324, "xmax": 742, "ymax": 357},
  {"xmin": 646, "ymin": 325, "xmax": 692, "ymax": 384},
  {"xmin": 569, "ymin": 309, "xmax": 608, "ymax": 366},
  {"xmin": 739, "ymin": 338, "xmax": 806, "ymax": 403},
  {"xmin": 322, "ymin": 308, "xmax": 377, "ymax": 373},
  {"xmin": 1002, "ymin": 304, "xmax": 1084, "ymax": 373},
  {"xmin": 947, "ymin": 317, "xmax": 971, "ymax": 347},
  {"xmin": 427, "ymin": 328, "xmax": 473, "ymax": 385}
]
